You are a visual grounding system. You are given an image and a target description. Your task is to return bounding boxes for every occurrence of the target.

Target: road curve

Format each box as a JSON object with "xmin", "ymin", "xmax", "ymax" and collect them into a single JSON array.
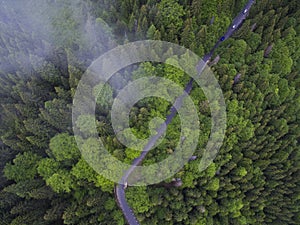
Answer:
[
  {"xmin": 114, "ymin": 184, "xmax": 140, "ymax": 225},
  {"xmin": 115, "ymin": 1, "xmax": 255, "ymax": 224}
]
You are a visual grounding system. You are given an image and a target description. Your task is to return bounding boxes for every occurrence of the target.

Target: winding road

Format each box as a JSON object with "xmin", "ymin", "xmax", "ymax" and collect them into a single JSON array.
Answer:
[{"xmin": 114, "ymin": 1, "xmax": 255, "ymax": 224}]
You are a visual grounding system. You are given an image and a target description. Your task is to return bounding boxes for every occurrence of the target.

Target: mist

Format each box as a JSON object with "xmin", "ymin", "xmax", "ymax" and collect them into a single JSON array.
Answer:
[{"xmin": 0, "ymin": 0, "xmax": 116, "ymax": 79}]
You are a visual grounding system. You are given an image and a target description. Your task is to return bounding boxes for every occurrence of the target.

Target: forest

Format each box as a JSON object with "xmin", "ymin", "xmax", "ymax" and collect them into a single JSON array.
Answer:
[{"xmin": 0, "ymin": 0, "xmax": 299, "ymax": 224}]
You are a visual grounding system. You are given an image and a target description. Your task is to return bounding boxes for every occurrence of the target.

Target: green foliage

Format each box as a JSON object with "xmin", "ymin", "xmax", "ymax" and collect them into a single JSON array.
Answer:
[
  {"xmin": 49, "ymin": 133, "xmax": 80, "ymax": 162},
  {"xmin": 93, "ymin": 83, "xmax": 114, "ymax": 113},
  {"xmin": 0, "ymin": 0, "xmax": 300, "ymax": 224},
  {"xmin": 236, "ymin": 167, "xmax": 247, "ymax": 177},
  {"xmin": 71, "ymin": 158, "xmax": 96, "ymax": 182},
  {"xmin": 147, "ymin": 24, "xmax": 157, "ymax": 39},
  {"xmin": 94, "ymin": 174, "xmax": 114, "ymax": 193},
  {"xmin": 46, "ymin": 169, "xmax": 75, "ymax": 193},
  {"xmin": 75, "ymin": 115, "xmax": 98, "ymax": 136},
  {"xmin": 4, "ymin": 152, "xmax": 41, "ymax": 182},
  {"xmin": 206, "ymin": 163, "xmax": 217, "ymax": 178},
  {"xmin": 206, "ymin": 177, "xmax": 220, "ymax": 191},
  {"xmin": 156, "ymin": 0, "xmax": 185, "ymax": 40},
  {"xmin": 126, "ymin": 186, "xmax": 151, "ymax": 213},
  {"xmin": 270, "ymin": 39, "xmax": 293, "ymax": 76},
  {"xmin": 37, "ymin": 158, "xmax": 60, "ymax": 179}
]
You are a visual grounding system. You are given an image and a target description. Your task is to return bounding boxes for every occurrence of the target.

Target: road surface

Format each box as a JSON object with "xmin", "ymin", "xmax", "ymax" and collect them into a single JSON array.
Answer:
[{"xmin": 114, "ymin": 1, "xmax": 255, "ymax": 224}]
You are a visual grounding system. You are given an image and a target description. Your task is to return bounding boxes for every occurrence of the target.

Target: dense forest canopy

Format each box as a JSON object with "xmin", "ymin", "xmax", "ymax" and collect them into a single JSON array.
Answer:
[{"xmin": 0, "ymin": 0, "xmax": 299, "ymax": 224}]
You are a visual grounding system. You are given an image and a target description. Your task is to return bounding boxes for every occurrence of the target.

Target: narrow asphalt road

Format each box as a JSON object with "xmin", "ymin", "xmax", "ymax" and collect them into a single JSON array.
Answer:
[{"xmin": 115, "ymin": 1, "xmax": 255, "ymax": 224}]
